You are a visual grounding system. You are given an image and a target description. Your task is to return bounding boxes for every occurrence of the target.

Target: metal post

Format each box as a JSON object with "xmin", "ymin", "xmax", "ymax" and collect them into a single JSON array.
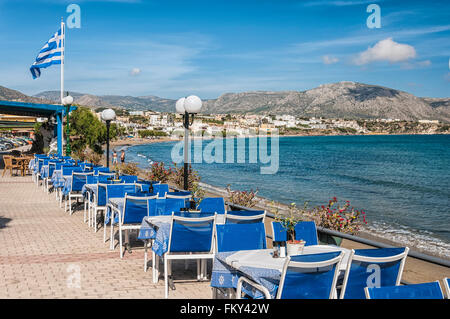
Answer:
[
  {"xmin": 65, "ymin": 105, "xmax": 71, "ymax": 156},
  {"xmin": 183, "ymin": 111, "xmax": 189, "ymax": 191},
  {"xmin": 56, "ymin": 112, "xmax": 63, "ymax": 156},
  {"xmin": 106, "ymin": 120, "xmax": 111, "ymax": 168}
]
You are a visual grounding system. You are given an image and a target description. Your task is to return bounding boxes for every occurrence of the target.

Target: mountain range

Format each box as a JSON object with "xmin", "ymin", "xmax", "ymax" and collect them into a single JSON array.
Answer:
[{"xmin": 1, "ymin": 82, "xmax": 449, "ymax": 122}]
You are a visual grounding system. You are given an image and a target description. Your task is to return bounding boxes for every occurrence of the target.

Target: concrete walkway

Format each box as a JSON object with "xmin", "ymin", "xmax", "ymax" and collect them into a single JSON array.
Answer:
[{"xmin": 0, "ymin": 175, "xmax": 212, "ymax": 299}]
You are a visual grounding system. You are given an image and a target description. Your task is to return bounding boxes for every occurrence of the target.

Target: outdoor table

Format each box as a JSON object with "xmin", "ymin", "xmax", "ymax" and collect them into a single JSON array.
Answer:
[{"xmin": 211, "ymin": 246, "xmax": 351, "ymax": 299}]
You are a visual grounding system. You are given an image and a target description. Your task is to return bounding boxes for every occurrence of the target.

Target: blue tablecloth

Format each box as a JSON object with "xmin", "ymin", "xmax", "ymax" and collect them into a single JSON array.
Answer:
[
  {"xmin": 40, "ymin": 165, "xmax": 49, "ymax": 179},
  {"xmin": 82, "ymin": 184, "xmax": 98, "ymax": 200},
  {"xmin": 211, "ymin": 251, "xmax": 281, "ymax": 299},
  {"xmin": 51, "ymin": 170, "xmax": 64, "ymax": 188}
]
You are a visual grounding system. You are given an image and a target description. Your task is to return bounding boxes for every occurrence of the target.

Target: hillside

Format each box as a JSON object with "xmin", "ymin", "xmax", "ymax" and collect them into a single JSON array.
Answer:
[{"xmin": 1, "ymin": 82, "xmax": 449, "ymax": 122}]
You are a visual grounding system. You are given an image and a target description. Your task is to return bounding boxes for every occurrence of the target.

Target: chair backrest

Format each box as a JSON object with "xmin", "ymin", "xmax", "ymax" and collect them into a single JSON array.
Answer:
[
  {"xmin": 97, "ymin": 183, "xmax": 108, "ymax": 206},
  {"xmin": 98, "ymin": 171, "xmax": 115, "ymax": 177},
  {"xmin": 106, "ymin": 183, "xmax": 139, "ymax": 200},
  {"xmin": 166, "ymin": 191, "xmax": 192, "ymax": 199},
  {"xmin": 271, "ymin": 221, "xmax": 318, "ymax": 245},
  {"xmin": 215, "ymin": 222, "xmax": 267, "ymax": 252},
  {"xmin": 3, "ymin": 155, "xmax": 11, "ymax": 166},
  {"xmin": 294, "ymin": 221, "xmax": 318, "ymax": 246},
  {"xmin": 86, "ymin": 175, "xmax": 99, "ymax": 184},
  {"xmin": 71, "ymin": 172, "xmax": 93, "ymax": 192},
  {"xmin": 168, "ymin": 214, "xmax": 216, "ymax": 253},
  {"xmin": 62, "ymin": 166, "xmax": 82, "ymax": 176},
  {"xmin": 122, "ymin": 194, "xmax": 157, "ymax": 224},
  {"xmin": 120, "ymin": 175, "xmax": 138, "ymax": 183},
  {"xmin": 197, "ymin": 197, "xmax": 225, "ymax": 214},
  {"xmin": 271, "ymin": 221, "xmax": 288, "ymax": 242},
  {"xmin": 340, "ymin": 247, "xmax": 409, "ymax": 299},
  {"xmin": 277, "ymin": 251, "xmax": 344, "ymax": 299},
  {"xmin": 224, "ymin": 210, "xmax": 266, "ymax": 224},
  {"xmin": 364, "ymin": 281, "xmax": 444, "ymax": 299},
  {"xmin": 153, "ymin": 183, "xmax": 169, "ymax": 197},
  {"xmin": 161, "ymin": 198, "xmax": 187, "ymax": 216}
]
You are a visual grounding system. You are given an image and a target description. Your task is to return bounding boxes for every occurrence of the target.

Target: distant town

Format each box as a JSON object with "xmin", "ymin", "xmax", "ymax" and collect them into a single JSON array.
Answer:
[{"xmin": 93, "ymin": 108, "xmax": 450, "ymax": 139}]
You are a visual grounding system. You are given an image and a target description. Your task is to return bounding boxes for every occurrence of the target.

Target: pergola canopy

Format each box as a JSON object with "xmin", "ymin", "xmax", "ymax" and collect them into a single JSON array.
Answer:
[{"xmin": 0, "ymin": 100, "xmax": 77, "ymax": 155}]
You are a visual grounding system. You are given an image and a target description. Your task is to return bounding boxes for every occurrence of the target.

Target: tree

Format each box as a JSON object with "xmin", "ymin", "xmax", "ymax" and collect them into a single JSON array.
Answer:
[{"xmin": 69, "ymin": 106, "xmax": 120, "ymax": 155}]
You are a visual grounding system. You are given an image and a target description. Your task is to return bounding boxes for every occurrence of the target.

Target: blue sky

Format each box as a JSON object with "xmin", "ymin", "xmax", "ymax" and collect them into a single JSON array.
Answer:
[{"xmin": 0, "ymin": 0, "xmax": 449, "ymax": 99}]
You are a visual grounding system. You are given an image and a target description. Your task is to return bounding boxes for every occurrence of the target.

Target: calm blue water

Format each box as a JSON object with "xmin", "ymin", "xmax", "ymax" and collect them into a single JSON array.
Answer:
[{"xmin": 125, "ymin": 135, "xmax": 450, "ymax": 258}]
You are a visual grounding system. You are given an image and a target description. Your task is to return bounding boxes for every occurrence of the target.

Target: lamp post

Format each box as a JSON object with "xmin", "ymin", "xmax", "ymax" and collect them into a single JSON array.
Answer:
[
  {"xmin": 62, "ymin": 94, "xmax": 73, "ymax": 156},
  {"xmin": 101, "ymin": 109, "xmax": 116, "ymax": 168},
  {"xmin": 175, "ymin": 95, "xmax": 202, "ymax": 191}
]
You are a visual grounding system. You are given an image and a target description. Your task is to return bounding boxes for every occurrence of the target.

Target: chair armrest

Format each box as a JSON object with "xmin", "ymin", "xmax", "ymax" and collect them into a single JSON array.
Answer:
[{"xmin": 236, "ymin": 276, "xmax": 271, "ymax": 299}]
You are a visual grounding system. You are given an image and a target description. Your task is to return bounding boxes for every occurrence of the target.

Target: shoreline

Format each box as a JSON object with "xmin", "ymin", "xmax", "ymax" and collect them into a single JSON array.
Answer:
[{"xmin": 122, "ymin": 135, "xmax": 450, "ymax": 262}]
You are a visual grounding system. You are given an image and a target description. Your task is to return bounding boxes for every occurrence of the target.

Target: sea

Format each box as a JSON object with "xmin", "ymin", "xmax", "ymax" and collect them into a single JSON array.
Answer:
[{"xmin": 124, "ymin": 134, "xmax": 450, "ymax": 259}]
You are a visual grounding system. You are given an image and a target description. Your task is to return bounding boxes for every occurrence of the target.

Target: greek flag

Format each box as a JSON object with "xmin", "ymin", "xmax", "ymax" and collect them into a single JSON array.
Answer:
[{"xmin": 30, "ymin": 28, "xmax": 63, "ymax": 79}]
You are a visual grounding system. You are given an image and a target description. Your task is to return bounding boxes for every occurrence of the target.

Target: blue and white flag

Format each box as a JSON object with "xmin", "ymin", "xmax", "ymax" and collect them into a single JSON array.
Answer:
[{"xmin": 30, "ymin": 28, "xmax": 63, "ymax": 79}]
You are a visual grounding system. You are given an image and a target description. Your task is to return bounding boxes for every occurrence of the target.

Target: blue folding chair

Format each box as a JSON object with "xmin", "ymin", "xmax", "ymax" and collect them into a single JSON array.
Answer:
[
  {"xmin": 197, "ymin": 197, "xmax": 225, "ymax": 214},
  {"xmin": 164, "ymin": 213, "xmax": 216, "ymax": 298},
  {"xmin": 67, "ymin": 171, "xmax": 93, "ymax": 215},
  {"xmin": 339, "ymin": 247, "xmax": 410, "ymax": 299},
  {"xmin": 117, "ymin": 194, "xmax": 158, "ymax": 258},
  {"xmin": 271, "ymin": 221, "xmax": 318, "ymax": 246},
  {"xmin": 59, "ymin": 166, "xmax": 82, "ymax": 208},
  {"xmin": 153, "ymin": 184, "xmax": 169, "ymax": 198},
  {"xmin": 365, "ymin": 281, "xmax": 444, "ymax": 299},
  {"xmin": 224, "ymin": 210, "xmax": 266, "ymax": 224},
  {"xmin": 161, "ymin": 198, "xmax": 187, "ymax": 216},
  {"xmin": 103, "ymin": 183, "xmax": 140, "ymax": 238},
  {"xmin": 215, "ymin": 222, "xmax": 267, "ymax": 252},
  {"xmin": 237, "ymin": 251, "xmax": 344, "ymax": 299},
  {"xmin": 120, "ymin": 175, "xmax": 138, "ymax": 183}
]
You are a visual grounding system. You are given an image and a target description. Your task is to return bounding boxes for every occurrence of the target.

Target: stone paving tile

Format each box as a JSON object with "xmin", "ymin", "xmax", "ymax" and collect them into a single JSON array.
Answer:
[{"xmin": 0, "ymin": 175, "xmax": 212, "ymax": 299}]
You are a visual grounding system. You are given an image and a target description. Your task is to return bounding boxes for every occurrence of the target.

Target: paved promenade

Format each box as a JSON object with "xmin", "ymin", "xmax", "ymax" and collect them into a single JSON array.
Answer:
[{"xmin": 0, "ymin": 175, "xmax": 211, "ymax": 299}]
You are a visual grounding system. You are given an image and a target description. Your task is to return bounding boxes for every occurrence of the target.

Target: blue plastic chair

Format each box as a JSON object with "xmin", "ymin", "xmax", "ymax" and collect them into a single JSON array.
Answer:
[
  {"xmin": 340, "ymin": 247, "xmax": 410, "ymax": 299},
  {"xmin": 271, "ymin": 221, "xmax": 318, "ymax": 246},
  {"xmin": 117, "ymin": 194, "xmax": 158, "ymax": 258},
  {"xmin": 215, "ymin": 222, "xmax": 267, "ymax": 252},
  {"xmin": 67, "ymin": 172, "xmax": 93, "ymax": 215},
  {"xmin": 365, "ymin": 281, "xmax": 444, "ymax": 299},
  {"xmin": 197, "ymin": 197, "xmax": 225, "ymax": 214},
  {"xmin": 164, "ymin": 213, "xmax": 216, "ymax": 298},
  {"xmin": 224, "ymin": 210, "xmax": 266, "ymax": 224},
  {"xmin": 86, "ymin": 175, "xmax": 99, "ymax": 184}
]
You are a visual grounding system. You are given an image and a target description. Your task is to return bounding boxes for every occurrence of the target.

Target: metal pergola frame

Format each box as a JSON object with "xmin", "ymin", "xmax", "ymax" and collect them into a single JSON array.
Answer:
[{"xmin": 0, "ymin": 100, "xmax": 77, "ymax": 155}]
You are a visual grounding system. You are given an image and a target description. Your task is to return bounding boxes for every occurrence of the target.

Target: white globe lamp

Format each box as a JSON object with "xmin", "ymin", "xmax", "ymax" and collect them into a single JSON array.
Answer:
[
  {"xmin": 184, "ymin": 95, "xmax": 202, "ymax": 114},
  {"xmin": 175, "ymin": 97, "xmax": 186, "ymax": 114}
]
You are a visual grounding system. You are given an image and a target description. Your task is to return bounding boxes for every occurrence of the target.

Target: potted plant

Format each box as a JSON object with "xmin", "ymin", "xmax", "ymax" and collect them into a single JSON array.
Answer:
[
  {"xmin": 272, "ymin": 202, "xmax": 308, "ymax": 256},
  {"xmin": 310, "ymin": 197, "xmax": 367, "ymax": 246}
]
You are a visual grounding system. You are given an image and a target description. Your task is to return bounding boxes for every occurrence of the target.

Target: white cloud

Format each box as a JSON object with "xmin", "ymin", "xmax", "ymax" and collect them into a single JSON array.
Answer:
[
  {"xmin": 130, "ymin": 67, "xmax": 141, "ymax": 76},
  {"xmin": 322, "ymin": 55, "xmax": 339, "ymax": 64},
  {"xmin": 353, "ymin": 38, "xmax": 416, "ymax": 65}
]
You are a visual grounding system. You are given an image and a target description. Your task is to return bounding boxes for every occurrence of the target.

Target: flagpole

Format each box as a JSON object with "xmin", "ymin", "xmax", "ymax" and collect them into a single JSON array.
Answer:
[{"xmin": 60, "ymin": 19, "xmax": 65, "ymax": 104}]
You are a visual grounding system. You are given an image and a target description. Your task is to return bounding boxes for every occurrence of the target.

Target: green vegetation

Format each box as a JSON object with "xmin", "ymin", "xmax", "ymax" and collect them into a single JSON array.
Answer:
[{"xmin": 69, "ymin": 106, "xmax": 123, "ymax": 155}]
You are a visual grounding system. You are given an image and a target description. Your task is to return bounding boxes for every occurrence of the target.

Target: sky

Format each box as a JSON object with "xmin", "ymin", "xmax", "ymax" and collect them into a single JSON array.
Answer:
[{"xmin": 0, "ymin": 0, "xmax": 449, "ymax": 99}]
